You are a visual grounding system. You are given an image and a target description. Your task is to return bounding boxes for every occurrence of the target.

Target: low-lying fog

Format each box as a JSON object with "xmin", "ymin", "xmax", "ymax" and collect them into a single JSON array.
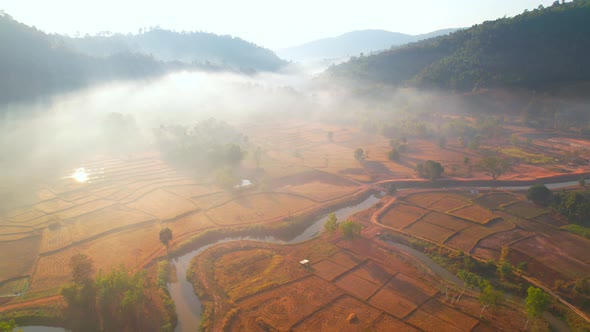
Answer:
[{"xmin": 0, "ymin": 67, "xmax": 343, "ymax": 209}]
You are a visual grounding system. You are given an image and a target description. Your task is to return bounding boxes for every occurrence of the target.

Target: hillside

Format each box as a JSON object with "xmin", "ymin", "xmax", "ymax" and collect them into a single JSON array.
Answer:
[
  {"xmin": 327, "ymin": 1, "xmax": 590, "ymax": 91},
  {"xmin": 276, "ymin": 28, "xmax": 459, "ymax": 61},
  {"xmin": 62, "ymin": 29, "xmax": 286, "ymax": 72},
  {"xmin": 0, "ymin": 13, "xmax": 166, "ymax": 104}
]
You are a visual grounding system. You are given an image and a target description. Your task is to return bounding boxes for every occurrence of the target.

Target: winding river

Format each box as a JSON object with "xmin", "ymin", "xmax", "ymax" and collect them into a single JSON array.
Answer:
[
  {"xmin": 168, "ymin": 179, "xmax": 584, "ymax": 332},
  {"xmin": 169, "ymin": 195, "xmax": 381, "ymax": 332}
]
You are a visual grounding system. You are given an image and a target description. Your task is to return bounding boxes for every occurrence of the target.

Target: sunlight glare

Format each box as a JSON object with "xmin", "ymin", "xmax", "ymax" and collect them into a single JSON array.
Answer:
[{"xmin": 72, "ymin": 168, "xmax": 88, "ymax": 183}]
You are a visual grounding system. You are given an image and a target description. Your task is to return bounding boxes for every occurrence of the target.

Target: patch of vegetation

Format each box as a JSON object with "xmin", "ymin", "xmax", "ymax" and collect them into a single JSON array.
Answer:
[
  {"xmin": 561, "ymin": 224, "xmax": 590, "ymax": 239},
  {"xmin": 157, "ymin": 260, "xmax": 177, "ymax": 332},
  {"xmin": 499, "ymin": 147, "xmax": 553, "ymax": 165}
]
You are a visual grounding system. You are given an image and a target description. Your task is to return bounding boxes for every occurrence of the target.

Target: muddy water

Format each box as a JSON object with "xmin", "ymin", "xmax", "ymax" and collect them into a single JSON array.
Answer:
[{"xmin": 169, "ymin": 195, "xmax": 380, "ymax": 332}]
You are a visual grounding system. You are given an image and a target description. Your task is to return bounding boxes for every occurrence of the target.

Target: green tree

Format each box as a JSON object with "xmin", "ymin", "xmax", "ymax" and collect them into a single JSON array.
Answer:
[
  {"xmin": 339, "ymin": 220, "xmax": 363, "ymax": 239},
  {"xmin": 354, "ymin": 148, "xmax": 365, "ymax": 161},
  {"xmin": 525, "ymin": 286, "xmax": 551, "ymax": 328},
  {"xmin": 479, "ymin": 282, "xmax": 504, "ymax": 317},
  {"xmin": 0, "ymin": 319, "xmax": 17, "ymax": 332},
  {"xmin": 70, "ymin": 253, "xmax": 94, "ymax": 284},
  {"xmin": 478, "ymin": 156, "xmax": 512, "ymax": 181},
  {"xmin": 526, "ymin": 183, "xmax": 553, "ymax": 206},
  {"xmin": 388, "ymin": 149, "xmax": 400, "ymax": 161},
  {"xmin": 324, "ymin": 213, "xmax": 338, "ymax": 233},
  {"xmin": 416, "ymin": 160, "xmax": 444, "ymax": 180},
  {"xmin": 159, "ymin": 227, "xmax": 173, "ymax": 253}
]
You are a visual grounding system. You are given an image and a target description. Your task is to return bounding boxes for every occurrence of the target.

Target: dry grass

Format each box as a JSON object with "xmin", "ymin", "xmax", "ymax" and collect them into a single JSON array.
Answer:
[
  {"xmin": 206, "ymin": 193, "xmax": 316, "ymax": 225},
  {"xmin": 292, "ymin": 296, "xmax": 381, "ymax": 331},
  {"xmin": 126, "ymin": 189, "xmax": 198, "ymax": 220},
  {"xmin": 0, "ymin": 236, "xmax": 40, "ymax": 282},
  {"xmin": 449, "ymin": 205, "xmax": 499, "ymax": 224},
  {"xmin": 503, "ymin": 202, "xmax": 548, "ymax": 219},
  {"xmin": 474, "ymin": 192, "xmax": 517, "ymax": 209},
  {"xmin": 379, "ymin": 203, "xmax": 428, "ymax": 229},
  {"xmin": 405, "ymin": 220, "xmax": 457, "ymax": 243},
  {"xmin": 419, "ymin": 211, "xmax": 472, "ymax": 232}
]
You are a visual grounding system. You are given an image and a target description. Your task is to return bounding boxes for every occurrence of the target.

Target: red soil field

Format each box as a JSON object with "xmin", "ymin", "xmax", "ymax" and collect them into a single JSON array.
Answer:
[
  {"xmin": 237, "ymin": 276, "xmax": 343, "ymax": 331},
  {"xmin": 350, "ymin": 260, "xmax": 391, "ymax": 286},
  {"xmin": 370, "ymin": 313, "xmax": 420, "ymax": 331},
  {"xmin": 449, "ymin": 205, "xmax": 499, "ymax": 224},
  {"xmin": 405, "ymin": 220, "xmax": 457, "ymax": 243},
  {"xmin": 502, "ymin": 201, "xmax": 548, "ymax": 219},
  {"xmin": 292, "ymin": 296, "xmax": 382, "ymax": 332},
  {"xmin": 474, "ymin": 192, "xmax": 517, "ymax": 210},
  {"xmin": 379, "ymin": 203, "xmax": 428, "ymax": 229},
  {"xmin": 420, "ymin": 211, "xmax": 472, "ymax": 231},
  {"xmin": 428, "ymin": 196, "xmax": 470, "ymax": 212},
  {"xmin": 312, "ymin": 259, "xmax": 351, "ymax": 281},
  {"xmin": 0, "ymin": 236, "xmax": 40, "ymax": 281},
  {"xmin": 334, "ymin": 272, "xmax": 381, "ymax": 300}
]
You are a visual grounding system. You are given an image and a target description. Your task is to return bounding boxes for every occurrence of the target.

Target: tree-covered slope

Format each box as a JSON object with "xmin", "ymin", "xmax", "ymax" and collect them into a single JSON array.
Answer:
[
  {"xmin": 0, "ymin": 13, "xmax": 165, "ymax": 104},
  {"xmin": 62, "ymin": 28, "xmax": 286, "ymax": 72},
  {"xmin": 328, "ymin": 1, "xmax": 590, "ymax": 91}
]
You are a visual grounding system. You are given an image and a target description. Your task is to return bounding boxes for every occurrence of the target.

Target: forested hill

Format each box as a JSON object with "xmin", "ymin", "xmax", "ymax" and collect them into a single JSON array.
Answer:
[
  {"xmin": 62, "ymin": 29, "xmax": 286, "ymax": 72},
  {"xmin": 0, "ymin": 13, "xmax": 168, "ymax": 104},
  {"xmin": 0, "ymin": 13, "xmax": 286, "ymax": 105},
  {"xmin": 327, "ymin": 0, "xmax": 590, "ymax": 91}
]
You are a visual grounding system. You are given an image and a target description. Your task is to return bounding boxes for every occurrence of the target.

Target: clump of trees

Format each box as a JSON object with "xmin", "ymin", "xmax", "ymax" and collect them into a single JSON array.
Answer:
[
  {"xmin": 416, "ymin": 160, "xmax": 444, "ymax": 180},
  {"xmin": 340, "ymin": 220, "xmax": 363, "ymax": 239},
  {"xmin": 525, "ymin": 286, "xmax": 551, "ymax": 329},
  {"xmin": 478, "ymin": 156, "xmax": 512, "ymax": 181},
  {"xmin": 354, "ymin": 148, "xmax": 365, "ymax": 161},
  {"xmin": 324, "ymin": 213, "xmax": 338, "ymax": 233},
  {"xmin": 526, "ymin": 183, "xmax": 553, "ymax": 206},
  {"xmin": 154, "ymin": 118, "xmax": 247, "ymax": 172},
  {"xmin": 61, "ymin": 254, "xmax": 154, "ymax": 331},
  {"xmin": 159, "ymin": 227, "xmax": 173, "ymax": 254}
]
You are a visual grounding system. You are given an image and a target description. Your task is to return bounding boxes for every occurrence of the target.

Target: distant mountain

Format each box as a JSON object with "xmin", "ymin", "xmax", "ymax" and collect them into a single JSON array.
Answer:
[
  {"xmin": 276, "ymin": 28, "xmax": 460, "ymax": 61},
  {"xmin": 328, "ymin": 1, "xmax": 590, "ymax": 91},
  {"xmin": 62, "ymin": 29, "xmax": 286, "ymax": 72}
]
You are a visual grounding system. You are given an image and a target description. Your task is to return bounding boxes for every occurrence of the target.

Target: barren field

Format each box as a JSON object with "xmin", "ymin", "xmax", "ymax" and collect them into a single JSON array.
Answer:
[{"xmin": 190, "ymin": 236, "xmax": 528, "ymax": 331}]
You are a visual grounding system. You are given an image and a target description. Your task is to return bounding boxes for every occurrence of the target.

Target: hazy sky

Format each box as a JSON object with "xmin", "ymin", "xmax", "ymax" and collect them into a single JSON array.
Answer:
[{"xmin": 2, "ymin": 0, "xmax": 557, "ymax": 49}]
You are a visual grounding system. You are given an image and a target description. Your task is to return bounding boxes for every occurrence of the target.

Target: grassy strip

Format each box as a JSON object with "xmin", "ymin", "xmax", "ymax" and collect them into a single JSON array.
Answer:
[
  {"xmin": 157, "ymin": 260, "xmax": 178, "ymax": 332},
  {"xmin": 561, "ymin": 224, "xmax": 590, "ymax": 239},
  {"xmin": 0, "ymin": 303, "xmax": 63, "ymax": 328}
]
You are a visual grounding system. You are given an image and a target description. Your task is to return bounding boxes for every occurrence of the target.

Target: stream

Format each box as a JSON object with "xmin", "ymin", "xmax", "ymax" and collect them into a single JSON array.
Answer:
[
  {"xmin": 169, "ymin": 195, "xmax": 381, "ymax": 332},
  {"xmin": 19, "ymin": 179, "xmax": 581, "ymax": 332}
]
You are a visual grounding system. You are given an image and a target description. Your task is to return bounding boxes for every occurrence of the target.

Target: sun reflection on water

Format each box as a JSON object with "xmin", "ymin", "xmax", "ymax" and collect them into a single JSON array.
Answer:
[{"xmin": 71, "ymin": 168, "xmax": 89, "ymax": 183}]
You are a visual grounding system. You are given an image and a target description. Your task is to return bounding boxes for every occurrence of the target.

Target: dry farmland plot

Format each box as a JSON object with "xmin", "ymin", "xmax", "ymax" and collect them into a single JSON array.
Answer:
[
  {"xmin": 474, "ymin": 192, "xmax": 517, "ymax": 209},
  {"xmin": 53, "ymin": 199, "xmax": 115, "ymax": 220},
  {"xmin": 6, "ymin": 209, "xmax": 45, "ymax": 223},
  {"xmin": 406, "ymin": 309, "xmax": 468, "ymax": 332},
  {"xmin": 334, "ymin": 272, "xmax": 381, "ymax": 300},
  {"xmin": 69, "ymin": 205, "xmax": 154, "ymax": 242},
  {"xmin": 126, "ymin": 189, "xmax": 198, "ymax": 220},
  {"xmin": 370, "ymin": 314, "xmax": 420, "ymax": 332},
  {"xmin": 446, "ymin": 222, "xmax": 518, "ymax": 252},
  {"xmin": 237, "ymin": 276, "xmax": 343, "ymax": 331},
  {"xmin": 40, "ymin": 225, "xmax": 72, "ymax": 253},
  {"xmin": 190, "ymin": 192, "xmax": 232, "ymax": 210},
  {"xmin": 402, "ymin": 192, "xmax": 450, "ymax": 208},
  {"xmin": 351, "ymin": 261, "xmax": 392, "ymax": 286},
  {"xmin": 312, "ymin": 259, "xmax": 351, "ymax": 281},
  {"xmin": 30, "ymin": 249, "xmax": 76, "ymax": 291},
  {"xmin": 164, "ymin": 212, "xmax": 215, "ymax": 238},
  {"xmin": 327, "ymin": 251, "xmax": 365, "ymax": 269},
  {"xmin": 0, "ymin": 236, "xmax": 40, "ymax": 282},
  {"xmin": 428, "ymin": 196, "xmax": 470, "ymax": 212},
  {"xmin": 511, "ymin": 236, "xmax": 590, "ymax": 279},
  {"xmin": 78, "ymin": 224, "xmax": 164, "ymax": 273},
  {"xmin": 405, "ymin": 220, "xmax": 457, "ymax": 243},
  {"xmin": 206, "ymin": 193, "xmax": 316, "ymax": 225},
  {"xmin": 368, "ymin": 282, "xmax": 420, "ymax": 318},
  {"xmin": 379, "ymin": 203, "xmax": 428, "ymax": 229},
  {"xmin": 292, "ymin": 296, "xmax": 381, "ymax": 332},
  {"xmin": 419, "ymin": 211, "xmax": 471, "ymax": 232},
  {"xmin": 449, "ymin": 205, "xmax": 499, "ymax": 224},
  {"xmin": 502, "ymin": 201, "xmax": 548, "ymax": 219},
  {"xmin": 475, "ymin": 229, "xmax": 530, "ymax": 251},
  {"xmin": 163, "ymin": 184, "xmax": 219, "ymax": 199},
  {"xmin": 277, "ymin": 181, "xmax": 358, "ymax": 202},
  {"xmin": 419, "ymin": 298, "xmax": 479, "ymax": 331},
  {"xmin": 0, "ymin": 277, "xmax": 29, "ymax": 295},
  {"xmin": 33, "ymin": 198, "xmax": 75, "ymax": 214}
]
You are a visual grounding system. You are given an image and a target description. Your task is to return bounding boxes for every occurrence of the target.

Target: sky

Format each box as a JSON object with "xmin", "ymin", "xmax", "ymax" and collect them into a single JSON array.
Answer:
[{"xmin": 2, "ymin": 0, "xmax": 558, "ymax": 49}]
